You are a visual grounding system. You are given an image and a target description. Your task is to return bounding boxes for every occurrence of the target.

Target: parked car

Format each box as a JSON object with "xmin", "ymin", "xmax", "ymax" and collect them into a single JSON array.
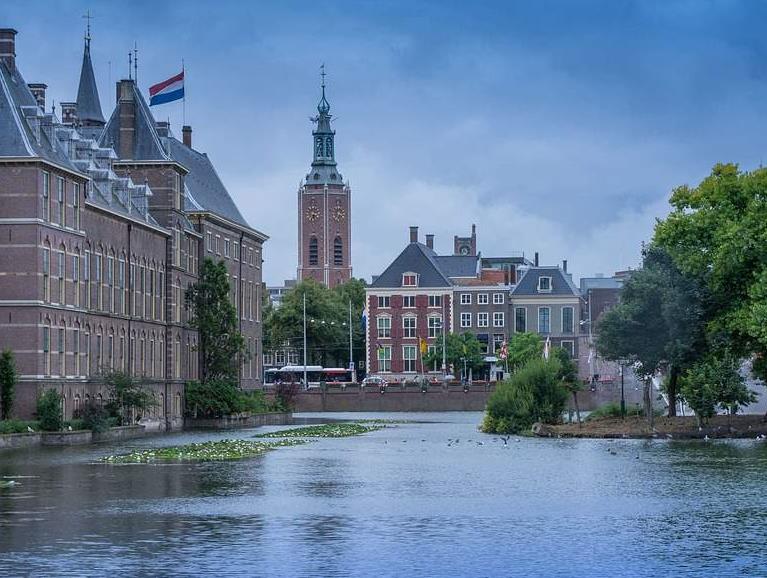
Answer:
[{"xmin": 361, "ymin": 376, "xmax": 388, "ymax": 389}]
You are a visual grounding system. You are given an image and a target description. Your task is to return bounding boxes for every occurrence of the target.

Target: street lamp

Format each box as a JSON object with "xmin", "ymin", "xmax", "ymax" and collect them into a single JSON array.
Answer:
[{"xmin": 619, "ymin": 360, "xmax": 626, "ymax": 418}]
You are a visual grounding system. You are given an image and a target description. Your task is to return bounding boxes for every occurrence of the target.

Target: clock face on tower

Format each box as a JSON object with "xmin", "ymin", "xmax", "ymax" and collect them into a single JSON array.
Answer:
[
  {"xmin": 332, "ymin": 203, "xmax": 345, "ymax": 222},
  {"xmin": 459, "ymin": 245, "xmax": 470, "ymax": 255},
  {"xmin": 306, "ymin": 205, "xmax": 320, "ymax": 222}
]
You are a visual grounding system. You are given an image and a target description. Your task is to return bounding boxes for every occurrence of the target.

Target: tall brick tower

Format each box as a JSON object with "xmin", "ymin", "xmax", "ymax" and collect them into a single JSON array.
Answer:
[{"xmin": 297, "ymin": 68, "xmax": 352, "ymax": 288}]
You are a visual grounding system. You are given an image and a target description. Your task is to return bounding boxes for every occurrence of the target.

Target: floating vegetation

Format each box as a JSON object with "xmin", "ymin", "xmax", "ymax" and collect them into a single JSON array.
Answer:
[
  {"xmin": 102, "ymin": 438, "xmax": 305, "ymax": 464},
  {"xmin": 0, "ymin": 480, "xmax": 19, "ymax": 489},
  {"xmin": 354, "ymin": 419, "xmax": 414, "ymax": 425},
  {"xmin": 254, "ymin": 423, "xmax": 385, "ymax": 438}
]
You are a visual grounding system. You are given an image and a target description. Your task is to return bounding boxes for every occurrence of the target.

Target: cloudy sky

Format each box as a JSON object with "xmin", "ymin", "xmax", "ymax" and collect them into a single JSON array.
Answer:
[{"xmin": 6, "ymin": 0, "xmax": 767, "ymax": 284}]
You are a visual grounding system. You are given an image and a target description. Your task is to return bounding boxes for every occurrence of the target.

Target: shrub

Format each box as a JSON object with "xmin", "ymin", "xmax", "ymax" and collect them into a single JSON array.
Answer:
[
  {"xmin": 0, "ymin": 349, "xmax": 17, "ymax": 420},
  {"xmin": 79, "ymin": 401, "xmax": 112, "ymax": 433},
  {"xmin": 0, "ymin": 419, "xmax": 40, "ymax": 434},
  {"xmin": 482, "ymin": 357, "xmax": 567, "ymax": 434},
  {"xmin": 37, "ymin": 389, "xmax": 63, "ymax": 432},
  {"xmin": 274, "ymin": 382, "xmax": 299, "ymax": 412},
  {"xmin": 585, "ymin": 402, "xmax": 645, "ymax": 421},
  {"xmin": 103, "ymin": 371, "xmax": 156, "ymax": 425},
  {"xmin": 236, "ymin": 390, "xmax": 270, "ymax": 414}
]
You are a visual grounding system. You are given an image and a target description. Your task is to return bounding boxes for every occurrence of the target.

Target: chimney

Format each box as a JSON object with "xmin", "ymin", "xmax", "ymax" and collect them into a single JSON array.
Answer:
[
  {"xmin": 60, "ymin": 102, "xmax": 77, "ymax": 126},
  {"xmin": 562, "ymin": 259, "xmax": 568, "ymax": 273},
  {"xmin": 409, "ymin": 226, "xmax": 418, "ymax": 244},
  {"xmin": 155, "ymin": 121, "xmax": 170, "ymax": 138},
  {"xmin": 534, "ymin": 252, "xmax": 539, "ymax": 267},
  {"xmin": 0, "ymin": 29, "xmax": 17, "ymax": 73},
  {"xmin": 117, "ymin": 79, "xmax": 136, "ymax": 160},
  {"xmin": 182, "ymin": 125, "xmax": 192, "ymax": 148},
  {"xmin": 28, "ymin": 83, "xmax": 47, "ymax": 109},
  {"xmin": 426, "ymin": 234, "xmax": 434, "ymax": 250}
]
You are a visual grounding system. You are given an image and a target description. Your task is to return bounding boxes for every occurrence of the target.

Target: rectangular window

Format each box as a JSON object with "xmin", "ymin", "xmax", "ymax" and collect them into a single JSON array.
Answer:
[
  {"xmin": 477, "ymin": 293, "xmax": 489, "ymax": 305},
  {"xmin": 477, "ymin": 312, "xmax": 489, "ymax": 327},
  {"xmin": 460, "ymin": 312, "xmax": 471, "ymax": 328},
  {"xmin": 73, "ymin": 183, "xmax": 80, "ymax": 230},
  {"xmin": 84, "ymin": 333, "xmax": 90, "ymax": 376},
  {"xmin": 493, "ymin": 333, "xmax": 505, "ymax": 354},
  {"xmin": 515, "ymin": 307, "xmax": 527, "ymax": 333},
  {"xmin": 403, "ymin": 345, "xmax": 417, "ymax": 373},
  {"xmin": 224, "ymin": 238, "xmax": 231, "ymax": 258},
  {"xmin": 561, "ymin": 340, "xmax": 575, "ymax": 358},
  {"xmin": 538, "ymin": 307, "xmax": 551, "ymax": 334},
  {"xmin": 241, "ymin": 279, "xmax": 246, "ymax": 320},
  {"xmin": 57, "ymin": 177, "xmax": 65, "ymax": 227},
  {"xmin": 493, "ymin": 312, "xmax": 505, "ymax": 327},
  {"xmin": 43, "ymin": 326, "xmax": 50, "ymax": 376},
  {"xmin": 84, "ymin": 251, "xmax": 91, "ymax": 308},
  {"xmin": 73, "ymin": 329, "xmax": 80, "ymax": 376},
  {"xmin": 477, "ymin": 333, "xmax": 489, "ymax": 354},
  {"xmin": 538, "ymin": 276, "xmax": 552, "ymax": 292},
  {"xmin": 42, "ymin": 172, "xmax": 50, "ymax": 221},
  {"xmin": 377, "ymin": 296, "xmax": 390, "ymax": 308},
  {"xmin": 95, "ymin": 253, "xmax": 103, "ymax": 310},
  {"xmin": 58, "ymin": 327, "xmax": 65, "ymax": 376},
  {"xmin": 249, "ymin": 281, "xmax": 254, "ymax": 320},
  {"xmin": 118, "ymin": 260, "xmax": 126, "ymax": 314},
  {"xmin": 96, "ymin": 333, "xmax": 102, "ymax": 371},
  {"xmin": 57, "ymin": 250, "xmax": 65, "ymax": 304},
  {"xmin": 493, "ymin": 293, "xmax": 504, "ymax": 305},
  {"xmin": 460, "ymin": 293, "xmax": 471, "ymax": 305},
  {"xmin": 107, "ymin": 256, "xmax": 114, "ymax": 313},
  {"xmin": 402, "ymin": 295, "xmax": 415, "ymax": 308},
  {"xmin": 428, "ymin": 295, "xmax": 442, "ymax": 308},
  {"xmin": 206, "ymin": 232, "xmax": 212, "ymax": 252},
  {"xmin": 427, "ymin": 345, "xmax": 439, "ymax": 372},
  {"xmin": 377, "ymin": 316, "xmax": 391, "ymax": 338},
  {"xmin": 402, "ymin": 273, "xmax": 417, "ymax": 287},
  {"xmin": 378, "ymin": 346, "xmax": 391, "ymax": 373},
  {"xmin": 562, "ymin": 306, "xmax": 574, "ymax": 334},
  {"xmin": 403, "ymin": 316, "xmax": 417, "ymax": 338},
  {"xmin": 233, "ymin": 241, "xmax": 240, "ymax": 261},
  {"xmin": 158, "ymin": 271, "xmax": 164, "ymax": 321},
  {"xmin": 73, "ymin": 254, "xmax": 80, "ymax": 307},
  {"xmin": 42, "ymin": 247, "xmax": 50, "ymax": 302},
  {"xmin": 215, "ymin": 235, "xmax": 220, "ymax": 255},
  {"xmin": 428, "ymin": 316, "xmax": 442, "ymax": 338}
]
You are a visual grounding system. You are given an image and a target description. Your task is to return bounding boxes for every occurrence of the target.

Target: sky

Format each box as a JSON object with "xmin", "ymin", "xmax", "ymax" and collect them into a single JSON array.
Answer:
[{"xmin": 5, "ymin": 0, "xmax": 767, "ymax": 285}]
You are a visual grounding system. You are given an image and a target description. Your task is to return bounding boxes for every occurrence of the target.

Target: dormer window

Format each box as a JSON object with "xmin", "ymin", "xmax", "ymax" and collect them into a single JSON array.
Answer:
[
  {"xmin": 537, "ymin": 276, "xmax": 552, "ymax": 292},
  {"xmin": 402, "ymin": 273, "xmax": 418, "ymax": 287}
]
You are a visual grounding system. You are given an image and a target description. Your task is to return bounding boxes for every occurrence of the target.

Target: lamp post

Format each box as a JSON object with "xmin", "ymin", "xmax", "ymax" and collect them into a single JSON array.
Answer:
[{"xmin": 619, "ymin": 361, "xmax": 626, "ymax": 418}]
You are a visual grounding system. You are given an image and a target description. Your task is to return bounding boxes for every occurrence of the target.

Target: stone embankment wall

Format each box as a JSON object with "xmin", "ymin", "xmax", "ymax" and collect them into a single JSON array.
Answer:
[
  {"xmin": 292, "ymin": 386, "xmax": 494, "ymax": 412},
  {"xmin": 185, "ymin": 412, "xmax": 292, "ymax": 429},
  {"xmin": 0, "ymin": 425, "xmax": 147, "ymax": 450}
]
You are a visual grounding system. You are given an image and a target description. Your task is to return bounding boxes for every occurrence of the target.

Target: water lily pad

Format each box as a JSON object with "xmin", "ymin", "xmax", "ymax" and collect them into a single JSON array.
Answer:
[
  {"xmin": 102, "ymin": 438, "xmax": 305, "ymax": 463},
  {"xmin": 254, "ymin": 423, "xmax": 385, "ymax": 438}
]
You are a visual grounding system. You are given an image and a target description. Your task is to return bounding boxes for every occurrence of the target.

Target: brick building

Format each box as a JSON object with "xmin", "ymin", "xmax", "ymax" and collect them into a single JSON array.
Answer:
[
  {"xmin": 297, "ymin": 72, "xmax": 352, "ymax": 288},
  {"xmin": 365, "ymin": 225, "xmax": 585, "ymax": 382},
  {"xmin": 0, "ymin": 28, "xmax": 267, "ymax": 425}
]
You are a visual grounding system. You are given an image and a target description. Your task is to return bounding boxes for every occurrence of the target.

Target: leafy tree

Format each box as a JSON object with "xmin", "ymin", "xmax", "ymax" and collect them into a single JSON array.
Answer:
[
  {"xmin": 654, "ymin": 164, "xmax": 767, "ymax": 385},
  {"xmin": 680, "ymin": 355, "xmax": 756, "ymax": 427},
  {"xmin": 186, "ymin": 258, "xmax": 246, "ymax": 383},
  {"xmin": 422, "ymin": 332, "xmax": 484, "ymax": 378},
  {"xmin": 102, "ymin": 371, "xmax": 156, "ymax": 425},
  {"xmin": 507, "ymin": 332, "xmax": 544, "ymax": 373},
  {"xmin": 0, "ymin": 349, "xmax": 17, "ymax": 420},
  {"xmin": 482, "ymin": 357, "xmax": 566, "ymax": 434},
  {"xmin": 36, "ymin": 389, "xmax": 62, "ymax": 431},
  {"xmin": 596, "ymin": 245, "xmax": 708, "ymax": 417},
  {"xmin": 553, "ymin": 347, "xmax": 583, "ymax": 425}
]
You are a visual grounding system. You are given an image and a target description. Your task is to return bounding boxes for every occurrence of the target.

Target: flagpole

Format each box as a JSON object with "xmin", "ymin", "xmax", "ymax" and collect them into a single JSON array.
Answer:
[
  {"xmin": 303, "ymin": 292, "xmax": 308, "ymax": 389},
  {"xmin": 182, "ymin": 58, "xmax": 185, "ymax": 126}
]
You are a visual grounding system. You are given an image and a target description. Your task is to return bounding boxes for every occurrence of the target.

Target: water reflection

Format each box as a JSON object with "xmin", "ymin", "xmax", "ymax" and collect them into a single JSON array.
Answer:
[{"xmin": 1, "ymin": 413, "xmax": 767, "ymax": 577}]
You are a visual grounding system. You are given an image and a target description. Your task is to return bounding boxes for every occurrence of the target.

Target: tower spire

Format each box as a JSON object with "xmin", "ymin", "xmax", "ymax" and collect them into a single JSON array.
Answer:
[
  {"xmin": 76, "ymin": 13, "xmax": 105, "ymax": 126},
  {"xmin": 318, "ymin": 63, "xmax": 330, "ymax": 114}
]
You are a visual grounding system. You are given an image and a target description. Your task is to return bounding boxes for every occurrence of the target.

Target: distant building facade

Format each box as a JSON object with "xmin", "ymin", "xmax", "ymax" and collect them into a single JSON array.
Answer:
[
  {"xmin": 365, "ymin": 225, "xmax": 586, "ymax": 382},
  {"xmin": 0, "ymin": 28, "xmax": 267, "ymax": 424}
]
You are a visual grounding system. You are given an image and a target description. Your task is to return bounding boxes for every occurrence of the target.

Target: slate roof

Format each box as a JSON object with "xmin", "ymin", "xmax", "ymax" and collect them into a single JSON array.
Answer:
[
  {"xmin": 512, "ymin": 266, "xmax": 581, "ymax": 297},
  {"xmin": 434, "ymin": 255, "xmax": 479, "ymax": 278},
  {"xmin": 0, "ymin": 60, "xmax": 81, "ymax": 171},
  {"xmin": 580, "ymin": 277, "xmax": 624, "ymax": 291},
  {"xmin": 75, "ymin": 41, "xmax": 105, "ymax": 125},
  {"xmin": 165, "ymin": 136, "xmax": 250, "ymax": 228},
  {"xmin": 370, "ymin": 243, "xmax": 452, "ymax": 288},
  {"xmin": 100, "ymin": 82, "xmax": 170, "ymax": 161}
]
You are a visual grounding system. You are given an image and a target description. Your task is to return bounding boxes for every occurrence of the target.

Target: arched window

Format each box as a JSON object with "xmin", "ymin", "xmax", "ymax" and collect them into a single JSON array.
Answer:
[
  {"xmin": 42, "ymin": 318, "xmax": 51, "ymax": 376},
  {"xmin": 325, "ymin": 137, "xmax": 333, "ymax": 158},
  {"xmin": 309, "ymin": 236, "xmax": 319, "ymax": 266},
  {"xmin": 333, "ymin": 237, "xmax": 343, "ymax": 266},
  {"xmin": 42, "ymin": 241, "xmax": 51, "ymax": 302}
]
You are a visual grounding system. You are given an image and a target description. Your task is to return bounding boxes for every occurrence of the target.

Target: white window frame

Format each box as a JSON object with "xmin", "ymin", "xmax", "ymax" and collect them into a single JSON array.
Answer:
[
  {"xmin": 403, "ymin": 315, "xmax": 417, "ymax": 338},
  {"xmin": 402, "ymin": 295, "xmax": 416, "ymax": 308},
  {"xmin": 537, "ymin": 276, "xmax": 552, "ymax": 293},
  {"xmin": 493, "ymin": 292, "xmax": 504, "ymax": 305},
  {"xmin": 561, "ymin": 340, "xmax": 575, "ymax": 358},
  {"xmin": 562, "ymin": 306, "xmax": 574, "ymax": 334},
  {"xmin": 377, "ymin": 316, "xmax": 391, "ymax": 339},
  {"xmin": 538, "ymin": 306, "xmax": 551, "ymax": 334},
  {"xmin": 428, "ymin": 315, "xmax": 442, "ymax": 338},
  {"xmin": 402, "ymin": 272, "xmax": 418, "ymax": 287},
  {"xmin": 493, "ymin": 312, "xmax": 504, "ymax": 327},
  {"xmin": 477, "ymin": 293, "xmax": 489, "ymax": 305},
  {"xmin": 377, "ymin": 295, "xmax": 390, "ymax": 309},
  {"xmin": 515, "ymin": 307, "xmax": 527, "ymax": 333},
  {"xmin": 402, "ymin": 345, "xmax": 417, "ymax": 373},
  {"xmin": 378, "ymin": 346, "xmax": 392, "ymax": 373},
  {"xmin": 460, "ymin": 312, "xmax": 471, "ymax": 328},
  {"xmin": 428, "ymin": 295, "xmax": 442, "ymax": 308},
  {"xmin": 477, "ymin": 312, "xmax": 489, "ymax": 327},
  {"xmin": 460, "ymin": 293, "xmax": 471, "ymax": 305}
]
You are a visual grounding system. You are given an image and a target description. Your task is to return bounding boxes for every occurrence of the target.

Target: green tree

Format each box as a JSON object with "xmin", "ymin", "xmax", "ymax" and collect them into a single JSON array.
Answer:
[
  {"xmin": 507, "ymin": 332, "xmax": 544, "ymax": 373},
  {"xmin": 553, "ymin": 347, "xmax": 583, "ymax": 425},
  {"xmin": 103, "ymin": 371, "xmax": 156, "ymax": 425},
  {"xmin": 36, "ymin": 389, "xmax": 62, "ymax": 431},
  {"xmin": 654, "ymin": 164, "xmax": 767, "ymax": 386},
  {"xmin": 596, "ymin": 245, "xmax": 708, "ymax": 418},
  {"xmin": 680, "ymin": 355, "xmax": 755, "ymax": 427},
  {"xmin": 186, "ymin": 258, "xmax": 246, "ymax": 382},
  {"xmin": 0, "ymin": 349, "xmax": 17, "ymax": 420},
  {"xmin": 482, "ymin": 357, "xmax": 566, "ymax": 434},
  {"xmin": 422, "ymin": 332, "xmax": 484, "ymax": 378}
]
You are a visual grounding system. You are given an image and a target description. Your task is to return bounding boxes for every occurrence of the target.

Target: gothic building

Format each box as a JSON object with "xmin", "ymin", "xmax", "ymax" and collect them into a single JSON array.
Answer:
[
  {"xmin": 0, "ymin": 28, "xmax": 267, "ymax": 426},
  {"xmin": 297, "ymin": 74, "xmax": 352, "ymax": 288}
]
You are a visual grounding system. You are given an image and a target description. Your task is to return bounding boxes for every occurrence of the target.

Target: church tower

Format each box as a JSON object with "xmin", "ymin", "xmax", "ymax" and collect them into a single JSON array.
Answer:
[{"xmin": 297, "ymin": 67, "xmax": 352, "ymax": 287}]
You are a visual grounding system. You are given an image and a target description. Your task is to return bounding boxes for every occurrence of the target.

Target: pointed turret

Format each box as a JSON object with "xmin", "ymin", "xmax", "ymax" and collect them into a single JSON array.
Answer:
[
  {"xmin": 75, "ymin": 28, "xmax": 105, "ymax": 126},
  {"xmin": 306, "ymin": 64, "xmax": 341, "ymax": 184}
]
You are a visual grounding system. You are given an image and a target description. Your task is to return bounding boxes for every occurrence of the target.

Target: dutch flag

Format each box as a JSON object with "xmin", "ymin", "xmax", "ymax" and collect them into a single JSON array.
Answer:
[{"xmin": 149, "ymin": 70, "xmax": 184, "ymax": 106}]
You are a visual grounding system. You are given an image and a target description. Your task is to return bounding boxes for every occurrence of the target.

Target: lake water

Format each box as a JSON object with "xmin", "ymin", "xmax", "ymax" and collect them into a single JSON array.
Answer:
[{"xmin": 1, "ymin": 412, "xmax": 766, "ymax": 577}]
